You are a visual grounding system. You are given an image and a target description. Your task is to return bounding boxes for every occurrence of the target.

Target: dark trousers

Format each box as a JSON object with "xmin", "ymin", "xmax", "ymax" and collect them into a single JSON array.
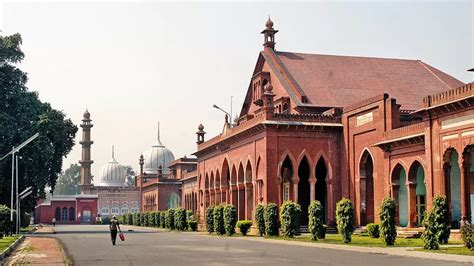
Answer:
[{"xmin": 110, "ymin": 230, "xmax": 118, "ymax": 243}]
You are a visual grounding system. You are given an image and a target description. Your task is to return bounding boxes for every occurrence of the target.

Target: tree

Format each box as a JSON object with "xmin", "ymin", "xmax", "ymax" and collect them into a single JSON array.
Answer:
[
  {"xmin": 379, "ymin": 198, "xmax": 397, "ymax": 246},
  {"xmin": 0, "ymin": 33, "xmax": 78, "ymax": 212},
  {"xmin": 53, "ymin": 164, "xmax": 80, "ymax": 195},
  {"xmin": 124, "ymin": 166, "xmax": 136, "ymax": 187}
]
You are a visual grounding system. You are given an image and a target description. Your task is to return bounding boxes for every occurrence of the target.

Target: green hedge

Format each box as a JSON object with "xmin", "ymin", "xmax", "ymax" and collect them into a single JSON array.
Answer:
[
  {"xmin": 206, "ymin": 206, "xmax": 215, "ymax": 234},
  {"xmin": 336, "ymin": 198, "xmax": 354, "ymax": 243},
  {"xmin": 189, "ymin": 220, "xmax": 198, "ymax": 231},
  {"xmin": 255, "ymin": 204, "xmax": 265, "ymax": 236},
  {"xmin": 223, "ymin": 205, "xmax": 237, "ymax": 236},
  {"xmin": 175, "ymin": 208, "xmax": 188, "ymax": 231},
  {"xmin": 280, "ymin": 201, "xmax": 301, "ymax": 237},
  {"xmin": 102, "ymin": 216, "xmax": 111, "ymax": 225},
  {"xmin": 264, "ymin": 203, "xmax": 279, "ymax": 236},
  {"xmin": 379, "ymin": 198, "xmax": 397, "ymax": 246},
  {"xmin": 366, "ymin": 223, "xmax": 379, "ymax": 238},
  {"xmin": 127, "ymin": 213, "xmax": 133, "ymax": 225},
  {"xmin": 460, "ymin": 224, "xmax": 474, "ymax": 250},
  {"xmin": 148, "ymin": 212, "xmax": 155, "ymax": 227},
  {"xmin": 308, "ymin": 200, "xmax": 324, "ymax": 241},
  {"xmin": 213, "ymin": 205, "xmax": 225, "ymax": 235},
  {"xmin": 155, "ymin": 212, "xmax": 161, "ymax": 227},
  {"xmin": 432, "ymin": 196, "xmax": 450, "ymax": 244},
  {"xmin": 0, "ymin": 205, "xmax": 14, "ymax": 236},
  {"xmin": 422, "ymin": 209, "xmax": 439, "ymax": 250},
  {"xmin": 237, "ymin": 220, "xmax": 252, "ymax": 236},
  {"xmin": 133, "ymin": 213, "xmax": 140, "ymax": 226},
  {"xmin": 166, "ymin": 209, "xmax": 175, "ymax": 230},
  {"xmin": 160, "ymin": 211, "xmax": 166, "ymax": 228}
]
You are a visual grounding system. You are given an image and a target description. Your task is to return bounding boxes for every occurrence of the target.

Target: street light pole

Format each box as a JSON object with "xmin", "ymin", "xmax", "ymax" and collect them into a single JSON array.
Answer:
[
  {"xmin": 10, "ymin": 148, "xmax": 15, "ymax": 222},
  {"xmin": 212, "ymin": 104, "xmax": 231, "ymax": 126}
]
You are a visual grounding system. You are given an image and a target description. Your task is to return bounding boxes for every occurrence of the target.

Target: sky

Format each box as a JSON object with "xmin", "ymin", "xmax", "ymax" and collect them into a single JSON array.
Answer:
[{"xmin": 0, "ymin": 0, "xmax": 473, "ymax": 183}]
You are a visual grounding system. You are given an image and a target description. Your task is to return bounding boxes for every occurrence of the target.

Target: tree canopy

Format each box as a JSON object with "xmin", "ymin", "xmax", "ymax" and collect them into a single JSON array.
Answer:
[
  {"xmin": 0, "ymin": 33, "xmax": 78, "ymax": 212},
  {"xmin": 125, "ymin": 166, "xmax": 136, "ymax": 187},
  {"xmin": 53, "ymin": 164, "xmax": 80, "ymax": 195}
]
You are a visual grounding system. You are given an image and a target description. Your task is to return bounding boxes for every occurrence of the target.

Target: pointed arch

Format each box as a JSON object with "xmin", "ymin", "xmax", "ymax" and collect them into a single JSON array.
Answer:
[
  {"xmin": 359, "ymin": 149, "xmax": 375, "ymax": 225},
  {"xmin": 315, "ymin": 155, "xmax": 328, "ymax": 223},
  {"xmin": 297, "ymin": 149, "xmax": 314, "ymax": 171},
  {"xmin": 391, "ymin": 163, "xmax": 408, "ymax": 226},
  {"xmin": 297, "ymin": 155, "xmax": 311, "ymax": 225},
  {"xmin": 314, "ymin": 150, "xmax": 333, "ymax": 182},
  {"xmin": 277, "ymin": 150, "xmax": 297, "ymax": 181},
  {"xmin": 408, "ymin": 160, "xmax": 427, "ymax": 226}
]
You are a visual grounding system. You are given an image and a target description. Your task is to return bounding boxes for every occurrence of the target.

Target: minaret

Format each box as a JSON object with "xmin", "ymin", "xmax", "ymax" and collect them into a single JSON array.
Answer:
[
  {"xmin": 261, "ymin": 17, "xmax": 278, "ymax": 50},
  {"xmin": 79, "ymin": 109, "xmax": 94, "ymax": 194}
]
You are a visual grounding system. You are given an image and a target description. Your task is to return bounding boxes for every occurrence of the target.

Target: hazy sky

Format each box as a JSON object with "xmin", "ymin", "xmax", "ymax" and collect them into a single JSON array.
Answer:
[{"xmin": 1, "ymin": 1, "xmax": 472, "ymax": 183}]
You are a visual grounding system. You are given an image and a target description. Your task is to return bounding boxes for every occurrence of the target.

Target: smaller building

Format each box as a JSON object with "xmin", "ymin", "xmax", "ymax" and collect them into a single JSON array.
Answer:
[
  {"xmin": 168, "ymin": 157, "xmax": 198, "ymax": 214},
  {"xmin": 35, "ymin": 195, "xmax": 98, "ymax": 224}
]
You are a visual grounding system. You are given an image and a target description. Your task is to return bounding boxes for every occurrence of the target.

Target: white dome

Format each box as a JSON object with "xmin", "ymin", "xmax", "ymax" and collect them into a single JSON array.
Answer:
[
  {"xmin": 143, "ymin": 124, "xmax": 175, "ymax": 175},
  {"xmin": 98, "ymin": 147, "xmax": 126, "ymax": 186}
]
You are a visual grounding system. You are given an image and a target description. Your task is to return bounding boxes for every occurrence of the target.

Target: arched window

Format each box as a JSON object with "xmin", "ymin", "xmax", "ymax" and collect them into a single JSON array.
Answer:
[
  {"xmin": 61, "ymin": 207, "xmax": 68, "ymax": 221},
  {"xmin": 131, "ymin": 205, "xmax": 139, "ymax": 213},
  {"xmin": 282, "ymin": 103, "xmax": 289, "ymax": 114},
  {"xmin": 101, "ymin": 204, "xmax": 110, "ymax": 216},
  {"xmin": 121, "ymin": 204, "xmax": 129, "ymax": 214},
  {"xmin": 69, "ymin": 207, "xmax": 75, "ymax": 221},
  {"xmin": 111, "ymin": 205, "xmax": 120, "ymax": 215},
  {"xmin": 167, "ymin": 193, "xmax": 180, "ymax": 209}
]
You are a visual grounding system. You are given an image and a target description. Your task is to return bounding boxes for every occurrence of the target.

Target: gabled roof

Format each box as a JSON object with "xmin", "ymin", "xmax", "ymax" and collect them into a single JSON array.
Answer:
[{"xmin": 272, "ymin": 50, "xmax": 464, "ymax": 110}]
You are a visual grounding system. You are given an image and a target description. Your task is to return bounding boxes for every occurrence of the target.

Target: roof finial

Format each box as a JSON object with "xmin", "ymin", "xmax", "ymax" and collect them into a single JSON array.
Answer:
[
  {"xmin": 112, "ymin": 145, "xmax": 115, "ymax": 160},
  {"xmin": 157, "ymin": 122, "xmax": 163, "ymax": 146}
]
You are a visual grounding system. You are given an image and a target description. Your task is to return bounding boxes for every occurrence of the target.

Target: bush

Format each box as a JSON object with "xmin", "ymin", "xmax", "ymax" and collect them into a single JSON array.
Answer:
[
  {"xmin": 133, "ymin": 213, "xmax": 140, "ymax": 226},
  {"xmin": 155, "ymin": 212, "xmax": 161, "ymax": 227},
  {"xmin": 308, "ymin": 200, "xmax": 324, "ymax": 241},
  {"xmin": 213, "ymin": 205, "xmax": 225, "ymax": 235},
  {"xmin": 117, "ymin": 215, "xmax": 124, "ymax": 224},
  {"xmin": 432, "ymin": 196, "xmax": 450, "ymax": 244},
  {"xmin": 206, "ymin": 206, "xmax": 215, "ymax": 234},
  {"xmin": 280, "ymin": 201, "xmax": 301, "ymax": 237},
  {"xmin": 127, "ymin": 213, "xmax": 133, "ymax": 225},
  {"xmin": 101, "ymin": 216, "xmax": 111, "ymax": 225},
  {"xmin": 166, "ymin": 209, "xmax": 175, "ymax": 230},
  {"xmin": 336, "ymin": 198, "xmax": 354, "ymax": 243},
  {"xmin": 264, "ymin": 203, "xmax": 279, "ymax": 236},
  {"xmin": 160, "ymin": 211, "xmax": 166, "ymax": 228},
  {"xmin": 223, "ymin": 205, "xmax": 237, "ymax": 236},
  {"xmin": 140, "ymin": 212, "xmax": 147, "ymax": 226},
  {"xmin": 188, "ymin": 220, "xmax": 198, "ymax": 231},
  {"xmin": 255, "ymin": 204, "xmax": 265, "ymax": 236},
  {"xmin": 148, "ymin": 212, "xmax": 155, "ymax": 227},
  {"xmin": 22, "ymin": 213, "xmax": 31, "ymax": 228},
  {"xmin": 422, "ymin": 209, "xmax": 439, "ymax": 250},
  {"xmin": 318, "ymin": 225, "xmax": 327, "ymax": 239},
  {"xmin": 0, "ymin": 205, "xmax": 14, "ymax": 236},
  {"xmin": 460, "ymin": 224, "xmax": 474, "ymax": 250},
  {"xmin": 379, "ymin": 198, "xmax": 397, "ymax": 246},
  {"xmin": 366, "ymin": 223, "xmax": 379, "ymax": 238},
  {"xmin": 237, "ymin": 220, "xmax": 253, "ymax": 236},
  {"xmin": 175, "ymin": 208, "xmax": 188, "ymax": 231}
]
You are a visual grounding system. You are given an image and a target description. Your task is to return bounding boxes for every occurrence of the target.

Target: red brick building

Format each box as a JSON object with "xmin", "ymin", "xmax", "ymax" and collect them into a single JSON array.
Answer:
[{"xmin": 193, "ymin": 18, "xmax": 472, "ymax": 228}]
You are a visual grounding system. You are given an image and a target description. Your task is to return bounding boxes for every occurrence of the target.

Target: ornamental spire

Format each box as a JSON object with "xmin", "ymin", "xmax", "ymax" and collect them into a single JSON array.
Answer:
[
  {"xmin": 156, "ymin": 122, "xmax": 163, "ymax": 146},
  {"xmin": 112, "ymin": 145, "xmax": 115, "ymax": 160}
]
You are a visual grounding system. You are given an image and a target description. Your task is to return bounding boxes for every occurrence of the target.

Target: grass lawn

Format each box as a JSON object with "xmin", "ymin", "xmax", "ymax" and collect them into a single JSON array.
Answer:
[
  {"xmin": 0, "ymin": 235, "xmax": 20, "ymax": 253},
  {"xmin": 20, "ymin": 226, "xmax": 34, "ymax": 233},
  {"xmin": 266, "ymin": 233, "xmax": 462, "ymax": 248},
  {"xmin": 415, "ymin": 246, "xmax": 474, "ymax": 256}
]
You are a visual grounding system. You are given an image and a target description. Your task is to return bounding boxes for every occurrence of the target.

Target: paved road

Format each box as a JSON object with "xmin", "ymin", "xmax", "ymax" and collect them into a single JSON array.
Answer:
[{"xmin": 46, "ymin": 225, "xmax": 468, "ymax": 266}]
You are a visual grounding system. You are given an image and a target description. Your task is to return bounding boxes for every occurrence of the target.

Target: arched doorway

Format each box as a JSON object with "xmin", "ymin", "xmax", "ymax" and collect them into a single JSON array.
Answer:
[
  {"xmin": 280, "ymin": 156, "xmax": 293, "ymax": 203},
  {"xmin": 315, "ymin": 157, "xmax": 328, "ymax": 223},
  {"xmin": 245, "ymin": 162, "xmax": 254, "ymax": 220},
  {"xmin": 204, "ymin": 174, "xmax": 210, "ymax": 208},
  {"xmin": 298, "ymin": 156, "xmax": 311, "ymax": 225},
  {"xmin": 444, "ymin": 149, "xmax": 462, "ymax": 227},
  {"xmin": 392, "ymin": 164, "xmax": 408, "ymax": 227},
  {"xmin": 408, "ymin": 161, "xmax": 426, "ymax": 226},
  {"xmin": 462, "ymin": 146, "xmax": 474, "ymax": 223},
  {"xmin": 81, "ymin": 206, "xmax": 92, "ymax": 224},
  {"xmin": 221, "ymin": 159, "xmax": 230, "ymax": 204},
  {"xmin": 69, "ymin": 207, "xmax": 75, "ymax": 222},
  {"xmin": 231, "ymin": 166, "xmax": 238, "ymax": 208},
  {"xmin": 359, "ymin": 150, "xmax": 375, "ymax": 225},
  {"xmin": 237, "ymin": 163, "xmax": 245, "ymax": 221},
  {"xmin": 55, "ymin": 207, "xmax": 61, "ymax": 221}
]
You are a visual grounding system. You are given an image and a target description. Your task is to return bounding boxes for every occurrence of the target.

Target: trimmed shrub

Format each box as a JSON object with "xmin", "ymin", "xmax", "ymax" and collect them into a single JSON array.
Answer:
[
  {"xmin": 255, "ymin": 204, "xmax": 265, "ymax": 236},
  {"xmin": 140, "ymin": 212, "xmax": 147, "ymax": 226},
  {"xmin": 0, "ymin": 205, "xmax": 14, "ymax": 236},
  {"xmin": 318, "ymin": 225, "xmax": 327, "ymax": 239},
  {"xmin": 160, "ymin": 211, "xmax": 166, "ymax": 228},
  {"xmin": 133, "ymin": 213, "xmax": 140, "ymax": 226},
  {"xmin": 223, "ymin": 205, "xmax": 237, "ymax": 236},
  {"xmin": 366, "ymin": 223, "xmax": 380, "ymax": 238},
  {"xmin": 237, "ymin": 220, "xmax": 253, "ymax": 236},
  {"xmin": 117, "ymin": 215, "xmax": 124, "ymax": 224},
  {"xmin": 308, "ymin": 200, "xmax": 324, "ymax": 241},
  {"xmin": 166, "ymin": 209, "xmax": 175, "ymax": 230},
  {"xmin": 280, "ymin": 201, "xmax": 301, "ymax": 237},
  {"xmin": 206, "ymin": 206, "xmax": 215, "ymax": 234},
  {"xmin": 432, "ymin": 196, "xmax": 450, "ymax": 244},
  {"xmin": 379, "ymin": 198, "xmax": 397, "ymax": 246},
  {"xmin": 336, "ymin": 198, "xmax": 354, "ymax": 243},
  {"xmin": 213, "ymin": 205, "xmax": 225, "ymax": 235},
  {"xmin": 175, "ymin": 208, "xmax": 188, "ymax": 231},
  {"xmin": 148, "ymin": 212, "xmax": 155, "ymax": 227},
  {"xmin": 422, "ymin": 209, "xmax": 439, "ymax": 250},
  {"xmin": 188, "ymin": 220, "xmax": 198, "ymax": 231},
  {"xmin": 460, "ymin": 224, "xmax": 474, "ymax": 250},
  {"xmin": 264, "ymin": 203, "xmax": 279, "ymax": 236},
  {"xmin": 154, "ymin": 212, "xmax": 160, "ymax": 227},
  {"xmin": 127, "ymin": 213, "xmax": 133, "ymax": 225}
]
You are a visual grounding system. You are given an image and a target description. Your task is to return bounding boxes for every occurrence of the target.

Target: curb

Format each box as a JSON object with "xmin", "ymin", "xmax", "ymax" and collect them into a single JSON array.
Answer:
[{"xmin": 0, "ymin": 235, "xmax": 25, "ymax": 264}]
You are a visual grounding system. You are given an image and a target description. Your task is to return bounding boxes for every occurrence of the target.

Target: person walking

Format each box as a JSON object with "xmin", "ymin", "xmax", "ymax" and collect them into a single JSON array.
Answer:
[
  {"xmin": 52, "ymin": 217, "xmax": 56, "ymax": 227},
  {"xmin": 109, "ymin": 215, "xmax": 121, "ymax": 245}
]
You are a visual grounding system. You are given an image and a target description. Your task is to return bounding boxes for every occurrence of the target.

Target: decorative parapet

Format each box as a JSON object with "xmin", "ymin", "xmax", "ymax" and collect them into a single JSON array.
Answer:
[
  {"xmin": 272, "ymin": 113, "xmax": 341, "ymax": 123},
  {"xmin": 423, "ymin": 82, "xmax": 474, "ymax": 108},
  {"xmin": 382, "ymin": 122, "xmax": 425, "ymax": 140}
]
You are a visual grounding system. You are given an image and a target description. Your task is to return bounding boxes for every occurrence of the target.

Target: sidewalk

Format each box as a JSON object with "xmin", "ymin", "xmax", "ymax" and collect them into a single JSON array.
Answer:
[{"xmin": 3, "ymin": 227, "xmax": 70, "ymax": 266}]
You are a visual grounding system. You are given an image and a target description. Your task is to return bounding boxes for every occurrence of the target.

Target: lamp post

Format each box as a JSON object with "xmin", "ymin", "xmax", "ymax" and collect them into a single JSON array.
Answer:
[{"xmin": 212, "ymin": 104, "xmax": 231, "ymax": 125}]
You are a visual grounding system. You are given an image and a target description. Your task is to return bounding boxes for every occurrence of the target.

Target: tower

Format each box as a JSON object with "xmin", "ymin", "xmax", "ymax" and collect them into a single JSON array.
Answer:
[
  {"xmin": 79, "ymin": 109, "xmax": 94, "ymax": 194},
  {"xmin": 261, "ymin": 17, "xmax": 278, "ymax": 50}
]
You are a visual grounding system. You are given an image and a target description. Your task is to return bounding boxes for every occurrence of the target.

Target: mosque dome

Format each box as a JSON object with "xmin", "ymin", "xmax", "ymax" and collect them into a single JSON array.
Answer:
[
  {"xmin": 98, "ymin": 147, "xmax": 126, "ymax": 186},
  {"xmin": 143, "ymin": 123, "xmax": 175, "ymax": 175}
]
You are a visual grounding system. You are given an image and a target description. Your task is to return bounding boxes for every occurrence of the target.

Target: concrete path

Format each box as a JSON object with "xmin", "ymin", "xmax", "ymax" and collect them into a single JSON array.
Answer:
[
  {"xmin": 46, "ymin": 224, "xmax": 472, "ymax": 266},
  {"xmin": 3, "ymin": 236, "xmax": 69, "ymax": 265}
]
